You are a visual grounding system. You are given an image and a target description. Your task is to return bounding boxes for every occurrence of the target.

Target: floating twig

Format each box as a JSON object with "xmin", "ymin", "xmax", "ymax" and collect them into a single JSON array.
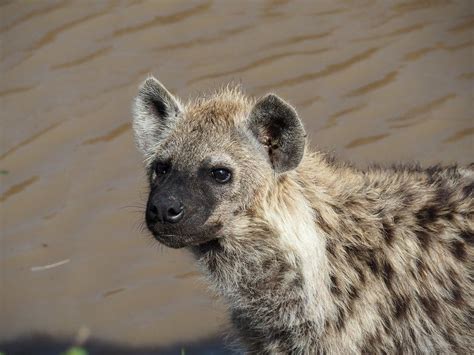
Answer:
[{"xmin": 31, "ymin": 259, "xmax": 70, "ymax": 271}]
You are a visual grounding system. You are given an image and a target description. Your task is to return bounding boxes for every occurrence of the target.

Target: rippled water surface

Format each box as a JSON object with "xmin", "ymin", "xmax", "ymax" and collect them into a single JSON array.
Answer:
[{"xmin": 1, "ymin": 0, "xmax": 472, "ymax": 352}]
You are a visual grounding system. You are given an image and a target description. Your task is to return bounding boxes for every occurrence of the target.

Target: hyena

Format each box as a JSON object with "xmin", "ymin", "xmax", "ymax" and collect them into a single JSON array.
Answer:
[{"xmin": 132, "ymin": 76, "xmax": 473, "ymax": 354}]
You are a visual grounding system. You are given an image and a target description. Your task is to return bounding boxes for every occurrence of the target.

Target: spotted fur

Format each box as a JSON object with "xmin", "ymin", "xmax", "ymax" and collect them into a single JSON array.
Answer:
[{"xmin": 133, "ymin": 77, "xmax": 473, "ymax": 354}]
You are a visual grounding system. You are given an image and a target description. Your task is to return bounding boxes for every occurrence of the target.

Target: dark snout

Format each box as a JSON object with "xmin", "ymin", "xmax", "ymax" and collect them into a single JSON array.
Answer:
[
  {"xmin": 144, "ymin": 177, "xmax": 219, "ymax": 248},
  {"xmin": 147, "ymin": 195, "xmax": 184, "ymax": 224}
]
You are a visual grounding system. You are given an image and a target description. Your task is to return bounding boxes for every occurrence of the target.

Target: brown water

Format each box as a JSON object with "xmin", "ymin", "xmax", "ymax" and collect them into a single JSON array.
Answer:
[{"xmin": 1, "ymin": 0, "xmax": 473, "ymax": 352}]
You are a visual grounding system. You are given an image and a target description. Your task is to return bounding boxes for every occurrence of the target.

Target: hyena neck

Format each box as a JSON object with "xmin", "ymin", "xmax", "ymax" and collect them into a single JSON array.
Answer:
[
  {"xmin": 257, "ymin": 168, "xmax": 334, "ymax": 326},
  {"xmin": 194, "ymin": 153, "xmax": 350, "ymax": 351}
]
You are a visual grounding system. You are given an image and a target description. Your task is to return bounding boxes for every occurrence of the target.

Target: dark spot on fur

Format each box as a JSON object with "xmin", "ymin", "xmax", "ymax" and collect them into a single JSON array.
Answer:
[
  {"xmin": 361, "ymin": 331, "xmax": 383, "ymax": 355},
  {"xmin": 347, "ymin": 246, "xmax": 379, "ymax": 275},
  {"xmin": 381, "ymin": 312, "xmax": 392, "ymax": 332},
  {"xmin": 381, "ymin": 260, "xmax": 394, "ymax": 290},
  {"xmin": 393, "ymin": 295, "xmax": 410, "ymax": 319},
  {"xmin": 196, "ymin": 240, "xmax": 223, "ymax": 272},
  {"xmin": 343, "ymin": 244, "xmax": 353, "ymax": 254},
  {"xmin": 416, "ymin": 205, "xmax": 439, "ymax": 224},
  {"xmin": 333, "ymin": 206, "xmax": 344, "ymax": 216},
  {"xmin": 330, "ymin": 275, "xmax": 341, "ymax": 296},
  {"xmin": 374, "ymin": 206, "xmax": 385, "ymax": 216},
  {"xmin": 432, "ymin": 184, "xmax": 456, "ymax": 220},
  {"xmin": 361, "ymin": 343, "xmax": 372, "ymax": 354},
  {"xmin": 231, "ymin": 310, "xmax": 267, "ymax": 353},
  {"xmin": 397, "ymin": 339, "xmax": 409, "ymax": 355},
  {"xmin": 419, "ymin": 318, "xmax": 434, "ymax": 336},
  {"xmin": 382, "ymin": 221, "xmax": 395, "ymax": 245},
  {"xmin": 262, "ymin": 258, "xmax": 275, "ymax": 271},
  {"xmin": 462, "ymin": 182, "xmax": 474, "ymax": 198},
  {"xmin": 460, "ymin": 230, "xmax": 473, "ymax": 245},
  {"xmin": 434, "ymin": 184, "xmax": 451, "ymax": 204},
  {"xmin": 348, "ymin": 284, "xmax": 360, "ymax": 301},
  {"xmin": 445, "ymin": 273, "xmax": 465, "ymax": 308},
  {"xmin": 346, "ymin": 284, "xmax": 361, "ymax": 316},
  {"xmin": 416, "ymin": 258, "xmax": 428, "ymax": 279},
  {"xmin": 426, "ymin": 165, "xmax": 441, "ymax": 178},
  {"xmin": 443, "ymin": 330, "xmax": 460, "ymax": 353},
  {"xmin": 446, "ymin": 165, "xmax": 461, "ymax": 179},
  {"xmin": 354, "ymin": 265, "xmax": 366, "ymax": 284},
  {"xmin": 326, "ymin": 240, "xmax": 336, "ymax": 257},
  {"xmin": 403, "ymin": 191, "xmax": 415, "ymax": 206},
  {"xmin": 367, "ymin": 257, "xmax": 379, "ymax": 275},
  {"xmin": 290, "ymin": 272, "xmax": 304, "ymax": 289},
  {"xmin": 268, "ymin": 327, "xmax": 292, "ymax": 350},
  {"xmin": 445, "ymin": 212, "xmax": 454, "ymax": 221},
  {"xmin": 449, "ymin": 240, "xmax": 467, "ymax": 261},
  {"xmin": 419, "ymin": 295, "xmax": 439, "ymax": 324},
  {"xmin": 263, "ymin": 258, "xmax": 304, "ymax": 293},
  {"xmin": 278, "ymin": 261, "xmax": 291, "ymax": 275},
  {"xmin": 415, "ymin": 230, "xmax": 431, "ymax": 250},
  {"xmin": 467, "ymin": 309, "xmax": 474, "ymax": 327},
  {"xmin": 451, "ymin": 283, "xmax": 464, "ymax": 307},
  {"xmin": 408, "ymin": 327, "xmax": 416, "ymax": 343},
  {"xmin": 447, "ymin": 268, "xmax": 457, "ymax": 280},
  {"xmin": 335, "ymin": 306, "xmax": 346, "ymax": 331}
]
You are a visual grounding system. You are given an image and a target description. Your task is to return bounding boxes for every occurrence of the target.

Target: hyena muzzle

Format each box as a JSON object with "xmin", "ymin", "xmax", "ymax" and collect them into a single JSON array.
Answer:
[{"xmin": 132, "ymin": 76, "xmax": 473, "ymax": 354}]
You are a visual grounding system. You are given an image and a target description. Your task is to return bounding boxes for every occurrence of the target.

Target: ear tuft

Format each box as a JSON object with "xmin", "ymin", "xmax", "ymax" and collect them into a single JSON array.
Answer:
[
  {"xmin": 132, "ymin": 76, "xmax": 182, "ymax": 157},
  {"xmin": 248, "ymin": 94, "xmax": 306, "ymax": 173}
]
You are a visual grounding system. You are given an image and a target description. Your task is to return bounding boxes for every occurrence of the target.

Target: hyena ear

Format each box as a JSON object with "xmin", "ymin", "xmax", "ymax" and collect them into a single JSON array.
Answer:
[
  {"xmin": 248, "ymin": 94, "xmax": 306, "ymax": 173},
  {"xmin": 132, "ymin": 76, "xmax": 182, "ymax": 157}
]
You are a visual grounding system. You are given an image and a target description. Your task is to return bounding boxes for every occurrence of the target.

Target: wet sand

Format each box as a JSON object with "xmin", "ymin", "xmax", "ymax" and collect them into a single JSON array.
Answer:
[{"xmin": 1, "ymin": 0, "xmax": 472, "ymax": 352}]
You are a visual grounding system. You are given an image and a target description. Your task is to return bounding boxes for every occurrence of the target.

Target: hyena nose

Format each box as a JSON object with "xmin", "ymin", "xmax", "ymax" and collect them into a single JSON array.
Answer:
[{"xmin": 157, "ymin": 199, "xmax": 184, "ymax": 224}]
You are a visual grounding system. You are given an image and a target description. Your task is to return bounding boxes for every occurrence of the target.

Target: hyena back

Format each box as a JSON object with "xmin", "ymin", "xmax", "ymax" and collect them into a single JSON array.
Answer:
[{"xmin": 132, "ymin": 77, "xmax": 473, "ymax": 354}]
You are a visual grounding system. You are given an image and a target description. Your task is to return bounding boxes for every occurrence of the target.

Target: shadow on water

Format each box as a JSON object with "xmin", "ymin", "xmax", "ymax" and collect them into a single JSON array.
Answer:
[{"xmin": 0, "ymin": 334, "xmax": 241, "ymax": 355}]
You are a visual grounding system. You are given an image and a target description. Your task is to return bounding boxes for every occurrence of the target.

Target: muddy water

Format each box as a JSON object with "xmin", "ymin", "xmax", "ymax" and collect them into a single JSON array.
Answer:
[{"xmin": 1, "ymin": 0, "xmax": 472, "ymax": 351}]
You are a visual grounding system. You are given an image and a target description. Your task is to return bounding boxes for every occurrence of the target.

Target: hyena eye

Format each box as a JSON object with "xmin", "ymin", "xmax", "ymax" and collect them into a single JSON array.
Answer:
[
  {"xmin": 154, "ymin": 162, "xmax": 170, "ymax": 175},
  {"xmin": 211, "ymin": 168, "xmax": 232, "ymax": 183}
]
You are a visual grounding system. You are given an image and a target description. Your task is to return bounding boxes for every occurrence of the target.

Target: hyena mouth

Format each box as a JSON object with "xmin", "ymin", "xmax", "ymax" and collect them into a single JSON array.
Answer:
[
  {"xmin": 151, "ymin": 224, "xmax": 223, "ymax": 249},
  {"xmin": 155, "ymin": 234, "xmax": 218, "ymax": 249},
  {"xmin": 154, "ymin": 234, "xmax": 194, "ymax": 249}
]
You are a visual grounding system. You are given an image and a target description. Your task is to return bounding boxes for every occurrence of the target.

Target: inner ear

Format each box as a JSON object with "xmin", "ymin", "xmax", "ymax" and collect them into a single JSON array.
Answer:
[
  {"xmin": 132, "ymin": 76, "xmax": 182, "ymax": 157},
  {"xmin": 248, "ymin": 94, "xmax": 306, "ymax": 173},
  {"xmin": 136, "ymin": 76, "xmax": 181, "ymax": 121},
  {"xmin": 148, "ymin": 92, "xmax": 168, "ymax": 118}
]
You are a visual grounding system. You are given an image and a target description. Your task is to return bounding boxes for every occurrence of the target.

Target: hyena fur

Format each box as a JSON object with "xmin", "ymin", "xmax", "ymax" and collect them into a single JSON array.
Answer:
[{"xmin": 132, "ymin": 76, "xmax": 473, "ymax": 354}]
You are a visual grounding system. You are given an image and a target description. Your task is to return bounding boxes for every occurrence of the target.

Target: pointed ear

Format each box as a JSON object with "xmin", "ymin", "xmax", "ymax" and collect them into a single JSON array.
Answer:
[
  {"xmin": 132, "ymin": 76, "xmax": 182, "ymax": 157},
  {"xmin": 248, "ymin": 94, "xmax": 306, "ymax": 173}
]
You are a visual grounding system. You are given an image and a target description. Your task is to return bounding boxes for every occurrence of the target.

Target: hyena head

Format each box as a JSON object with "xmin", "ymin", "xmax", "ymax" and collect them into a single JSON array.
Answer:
[{"xmin": 132, "ymin": 76, "xmax": 306, "ymax": 248}]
